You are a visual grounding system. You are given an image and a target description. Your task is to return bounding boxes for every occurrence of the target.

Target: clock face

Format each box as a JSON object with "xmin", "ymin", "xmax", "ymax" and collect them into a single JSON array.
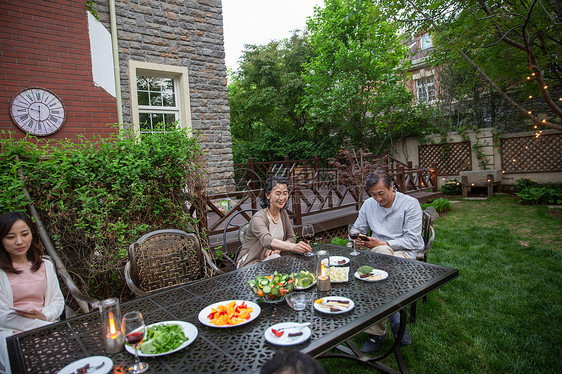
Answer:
[{"xmin": 10, "ymin": 88, "xmax": 66, "ymax": 136}]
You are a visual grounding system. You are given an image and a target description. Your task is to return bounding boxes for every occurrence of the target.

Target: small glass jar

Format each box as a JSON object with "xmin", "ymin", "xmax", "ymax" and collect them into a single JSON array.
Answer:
[
  {"xmin": 315, "ymin": 250, "xmax": 331, "ymax": 292},
  {"xmin": 100, "ymin": 298, "xmax": 124, "ymax": 353}
]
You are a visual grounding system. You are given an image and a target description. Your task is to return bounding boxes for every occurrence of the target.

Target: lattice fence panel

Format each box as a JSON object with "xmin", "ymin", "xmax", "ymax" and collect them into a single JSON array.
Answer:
[
  {"xmin": 419, "ymin": 142, "xmax": 472, "ymax": 176},
  {"xmin": 317, "ymin": 226, "xmax": 350, "ymax": 244},
  {"xmin": 501, "ymin": 133, "xmax": 562, "ymax": 173}
]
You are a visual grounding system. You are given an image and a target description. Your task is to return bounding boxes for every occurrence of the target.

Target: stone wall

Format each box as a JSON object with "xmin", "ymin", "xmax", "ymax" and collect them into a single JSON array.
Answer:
[{"xmin": 93, "ymin": 0, "xmax": 234, "ymax": 193}]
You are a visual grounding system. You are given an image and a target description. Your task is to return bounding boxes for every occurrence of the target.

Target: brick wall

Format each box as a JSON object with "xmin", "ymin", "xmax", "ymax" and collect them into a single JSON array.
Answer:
[
  {"xmin": 0, "ymin": 0, "xmax": 118, "ymax": 139},
  {"xmin": 92, "ymin": 0, "xmax": 235, "ymax": 193}
]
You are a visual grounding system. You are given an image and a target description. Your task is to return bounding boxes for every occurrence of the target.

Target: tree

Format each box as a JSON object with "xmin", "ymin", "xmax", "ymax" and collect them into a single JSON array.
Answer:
[
  {"xmin": 379, "ymin": 0, "xmax": 562, "ymax": 131},
  {"xmin": 228, "ymin": 31, "xmax": 340, "ymax": 162},
  {"xmin": 303, "ymin": 0, "xmax": 417, "ymax": 152}
]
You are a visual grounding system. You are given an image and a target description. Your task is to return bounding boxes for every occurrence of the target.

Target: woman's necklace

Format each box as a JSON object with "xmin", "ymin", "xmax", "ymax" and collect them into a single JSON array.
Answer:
[{"xmin": 266, "ymin": 208, "xmax": 280, "ymax": 224}]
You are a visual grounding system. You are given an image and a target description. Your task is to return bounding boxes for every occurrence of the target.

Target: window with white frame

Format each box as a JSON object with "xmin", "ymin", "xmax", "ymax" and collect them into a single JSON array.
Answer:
[
  {"xmin": 128, "ymin": 61, "xmax": 192, "ymax": 136},
  {"xmin": 420, "ymin": 33, "xmax": 432, "ymax": 50},
  {"xmin": 416, "ymin": 76, "xmax": 436, "ymax": 103}
]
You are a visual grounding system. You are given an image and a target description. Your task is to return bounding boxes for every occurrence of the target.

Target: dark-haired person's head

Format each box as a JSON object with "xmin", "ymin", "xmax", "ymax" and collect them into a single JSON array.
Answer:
[
  {"xmin": 0, "ymin": 211, "xmax": 43, "ymax": 273},
  {"xmin": 365, "ymin": 169, "xmax": 393, "ymax": 190},
  {"xmin": 261, "ymin": 176, "xmax": 289, "ymax": 209},
  {"xmin": 260, "ymin": 350, "xmax": 326, "ymax": 374},
  {"xmin": 366, "ymin": 169, "xmax": 396, "ymax": 209}
]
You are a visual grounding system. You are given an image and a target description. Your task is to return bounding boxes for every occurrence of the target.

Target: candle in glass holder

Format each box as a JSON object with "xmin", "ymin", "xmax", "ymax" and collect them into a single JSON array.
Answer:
[
  {"xmin": 316, "ymin": 250, "xmax": 331, "ymax": 292},
  {"xmin": 100, "ymin": 298, "xmax": 124, "ymax": 353}
]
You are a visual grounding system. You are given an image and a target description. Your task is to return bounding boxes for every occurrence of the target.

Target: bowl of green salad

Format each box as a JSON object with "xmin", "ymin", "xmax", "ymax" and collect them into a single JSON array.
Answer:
[{"xmin": 248, "ymin": 272, "xmax": 295, "ymax": 303}]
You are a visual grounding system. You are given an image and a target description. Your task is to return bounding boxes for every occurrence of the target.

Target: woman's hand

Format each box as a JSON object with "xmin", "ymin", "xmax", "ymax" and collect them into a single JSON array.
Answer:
[
  {"xmin": 292, "ymin": 241, "xmax": 312, "ymax": 254},
  {"xmin": 16, "ymin": 309, "xmax": 46, "ymax": 321},
  {"xmin": 266, "ymin": 249, "xmax": 281, "ymax": 257}
]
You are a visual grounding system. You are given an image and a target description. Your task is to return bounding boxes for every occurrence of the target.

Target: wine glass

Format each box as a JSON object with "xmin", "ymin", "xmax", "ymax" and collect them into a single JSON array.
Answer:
[
  {"xmin": 122, "ymin": 311, "xmax": 149, "ymax": 373},
  {"xmin": 302, "ymin": 224, "xmax": 315, "ymax": 257},
  {"xmin": 286, "ymin": 292, "xmax": 311, "ymax": 323},
  {"xmin": 348, "ymin": 224, "xmax": 360, "ymax": 256}
]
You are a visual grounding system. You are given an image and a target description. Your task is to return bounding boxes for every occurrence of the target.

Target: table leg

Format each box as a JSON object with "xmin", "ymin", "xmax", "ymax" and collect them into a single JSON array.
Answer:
[{"xmin": 323, "ymin": 309, "xmax": 409, "ymax": 374}]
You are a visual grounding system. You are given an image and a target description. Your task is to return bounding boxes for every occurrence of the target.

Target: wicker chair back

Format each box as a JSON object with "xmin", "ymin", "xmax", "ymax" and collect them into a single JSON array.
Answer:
[{"xmin": 126, "ymin": 230, "xmax": 207, "ymax": 295}]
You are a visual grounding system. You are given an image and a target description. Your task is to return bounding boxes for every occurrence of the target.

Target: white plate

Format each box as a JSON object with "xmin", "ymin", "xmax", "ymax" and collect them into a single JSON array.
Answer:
[
  {"xmin": 322, "ymin": 256, "xmax": 350, "ymax": 266},
  {"xmin": 329, "ymin": 267, "xmax": 349, "ymax": 283},
  {"xmin": 294, "ymin": 276, "xmax": 317, "ymax": 290},
  {"xmin": 58, "ymin": 356, "xmax": 112, "ymax": 374},
  {"xmin": 354, "ymin": 269, "xmax": 389, "ymax": 282},
  {"xmin": 313, "ymin": 296, "xmax": 355, "ymax": 314},
  {"xmin": 198, "ymin": 300, "xmax": 261, "ymax": 328},
  {"xmin": 125, "ymin": 321, "xmax": 198, "ymax": 357},
  {"xmin": 264, "ymin": 322, "xmax": 312, "ymax": 346}
]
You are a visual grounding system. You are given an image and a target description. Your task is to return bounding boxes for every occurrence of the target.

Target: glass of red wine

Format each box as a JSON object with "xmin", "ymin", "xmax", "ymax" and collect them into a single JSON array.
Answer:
[
  {"xmin": 122, "ymin": 311, "xmax": 149, "ymax": 373},
  {"xmin": 302, "ymin": 224, "xmax": 315, "ymax": 257},
  {"xmin": 348, "ymin": 224, "xmax": 360, "ymax": 256}
]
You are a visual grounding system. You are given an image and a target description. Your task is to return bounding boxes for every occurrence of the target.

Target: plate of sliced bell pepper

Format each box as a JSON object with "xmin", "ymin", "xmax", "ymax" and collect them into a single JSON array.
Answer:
[{"xmin": 198, "ymin": 300, "xmax": 261, "ymax": 328}]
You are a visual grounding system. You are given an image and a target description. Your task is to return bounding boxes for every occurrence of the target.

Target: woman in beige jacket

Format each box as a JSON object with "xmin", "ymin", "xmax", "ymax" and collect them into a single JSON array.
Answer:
[{"xmin": 236, "ymin": 177, "xmax": 311, "ymax": 268}]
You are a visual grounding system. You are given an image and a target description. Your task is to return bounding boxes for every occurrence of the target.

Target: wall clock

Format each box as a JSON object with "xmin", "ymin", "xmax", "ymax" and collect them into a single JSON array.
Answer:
[{"xmin": 10, "ymin": 88, "xmax": 66, "ymax": 136}]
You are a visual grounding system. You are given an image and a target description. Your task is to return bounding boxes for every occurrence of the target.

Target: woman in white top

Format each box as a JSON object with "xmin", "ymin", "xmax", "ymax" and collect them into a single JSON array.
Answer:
[{"xmin": 0, "ymin": 211, "xmax": 64, "ymax": 374}]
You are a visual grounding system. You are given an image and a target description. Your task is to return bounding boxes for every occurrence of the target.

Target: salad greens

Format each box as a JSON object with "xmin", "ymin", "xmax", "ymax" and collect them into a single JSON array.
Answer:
[
  {"xmin": 357, "ymin": 265, "xmax": 374, "ymax": 275},
  {"xmin": 248, "ymin": 272, "xmax": 295, "ymax": 301},
  {"xmin": 291, "ymin": 270, "xmax": 316, "ymax": 288},
  {"xmin": 138, "ymin": 323, "xmax": 188, "ymax": 354}
]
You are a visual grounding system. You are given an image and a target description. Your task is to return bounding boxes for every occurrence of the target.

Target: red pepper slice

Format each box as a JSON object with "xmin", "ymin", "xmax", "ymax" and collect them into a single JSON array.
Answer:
[{"xmin": 271, "ymin": 329, "xmax": 284, "ymax": 337}]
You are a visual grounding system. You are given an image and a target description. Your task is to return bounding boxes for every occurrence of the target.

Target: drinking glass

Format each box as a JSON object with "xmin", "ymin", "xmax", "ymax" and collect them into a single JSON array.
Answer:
[
  {"xmin": 348, "ymin": 224, "xmax": 360, "ymax": 256},
  {"xmin": 286, "ymin": 292, "xmax": 311, "ymax": 323},
  {"xmin": 302, "ymin": 224, "xmax": 315, "ymax": 257},
  {"xmin": 122, "ymin": 311, "xmax": 149, "ymax": 373}
]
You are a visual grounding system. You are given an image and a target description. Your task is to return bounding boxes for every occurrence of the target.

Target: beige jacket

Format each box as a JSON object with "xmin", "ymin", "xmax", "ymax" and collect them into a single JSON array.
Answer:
[{"xmin": 236, "ymin": 209, "xmax": 296, "ymax": 268}]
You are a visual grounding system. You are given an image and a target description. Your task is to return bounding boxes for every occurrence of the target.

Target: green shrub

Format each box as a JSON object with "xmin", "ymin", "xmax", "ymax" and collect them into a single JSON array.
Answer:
[
  {"xmin": 439, "ymin": 179, "xmax": 462, "ymax": 195},
  {"xmin": 0, "ymin": 127, "xmax": 207, "ymax": 300},
  {"xmin": 516, "ymin": 177, "xmax": 541, "ymax": 191},
  {"xmin": 330, "ymin": 237, "xmax": 349, "ymax": 246},
  {"xmin": 516, "ymin": 187, "xmax": 562, "ymax": 205},
  {"xmin": 422, "ymin": 197, "xmax": 452, "ymax": 213}
]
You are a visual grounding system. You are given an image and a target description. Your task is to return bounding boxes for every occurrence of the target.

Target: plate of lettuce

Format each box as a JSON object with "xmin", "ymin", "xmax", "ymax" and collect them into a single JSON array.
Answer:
[{"xmin": 125, "ymin": 321, "xmax": 197, "ymax": 357}]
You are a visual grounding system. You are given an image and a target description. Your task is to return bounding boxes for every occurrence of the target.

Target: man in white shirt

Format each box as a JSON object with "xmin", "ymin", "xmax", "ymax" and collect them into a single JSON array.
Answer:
[{"xmin": 353, "ymin": 169, "xmax": 424, "ymax": 354}]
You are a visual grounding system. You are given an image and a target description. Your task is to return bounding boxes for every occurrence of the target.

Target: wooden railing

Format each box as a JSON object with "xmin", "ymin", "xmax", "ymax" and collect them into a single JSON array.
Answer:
[{"xmin": 202, "ymin": 154, "xmax": 439, "ymax": 239}]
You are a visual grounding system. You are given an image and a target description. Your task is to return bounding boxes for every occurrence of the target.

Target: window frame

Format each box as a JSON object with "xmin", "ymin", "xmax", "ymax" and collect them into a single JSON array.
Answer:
[
  {"xmin": 420, "ymin": 34, "xmax": 432, "ymax": 50},
  {"xmin": 416, "ymin": 76, "xmax": 436, "ymax": 103},
  {"xmin": 128, "ymin": 60, "xmax": 192, "ymax": 136}
]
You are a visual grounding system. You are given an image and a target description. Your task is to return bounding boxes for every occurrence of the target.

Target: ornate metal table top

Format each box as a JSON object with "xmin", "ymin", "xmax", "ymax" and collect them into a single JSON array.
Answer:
[{"xmin": 7, "ymin": 244, "xmax": 458, "ymax": 373}]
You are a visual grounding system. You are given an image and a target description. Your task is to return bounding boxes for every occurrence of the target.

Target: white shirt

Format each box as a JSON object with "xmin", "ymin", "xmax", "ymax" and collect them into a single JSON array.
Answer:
[{"xmin": 354, "ymin": 191, "xmax": 424, "ymax": 255}]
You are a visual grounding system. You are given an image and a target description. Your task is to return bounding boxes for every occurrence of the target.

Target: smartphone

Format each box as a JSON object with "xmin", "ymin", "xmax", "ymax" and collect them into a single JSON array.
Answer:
[
  {"xmin": 9, "ymin": 307, "xmax": 33, "ymax": 314},
  {"xmin": 358, "ymin": 234, "xmax": 369, "ymax": 241}
]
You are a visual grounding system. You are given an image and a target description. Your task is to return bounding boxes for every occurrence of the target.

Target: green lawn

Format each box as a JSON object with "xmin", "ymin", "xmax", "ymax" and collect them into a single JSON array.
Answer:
[{"xmin": 320, "ymin": 195, "xmax": 562, "ymax": 373}]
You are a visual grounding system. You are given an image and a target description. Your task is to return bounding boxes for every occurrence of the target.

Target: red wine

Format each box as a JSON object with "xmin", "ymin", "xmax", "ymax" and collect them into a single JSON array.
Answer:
[
  {"xmin": 303, "ymin": 234, "xmax": 314, "ymax": 241},
  {"xmin": 125, "ymin": 331, "xmax": 144, "ymax": 346},
  {"xmin": 349, "ymin": 233, "xmax": 359, "ymax": 240}
]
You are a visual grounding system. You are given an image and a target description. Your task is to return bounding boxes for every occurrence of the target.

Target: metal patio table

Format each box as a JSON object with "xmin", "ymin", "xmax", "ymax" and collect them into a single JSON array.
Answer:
[{"xmin": 7, "ymin": 244, "xmax": 458, "ymax": 374}]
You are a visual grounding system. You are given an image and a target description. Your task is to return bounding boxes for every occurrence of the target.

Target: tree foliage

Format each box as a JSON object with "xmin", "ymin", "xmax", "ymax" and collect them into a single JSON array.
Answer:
[
  {"xmin": 228, "ymin": 32, "xmax": 340, "ymax": 163},
  {"xmin": 378, "ymin": 0, "xmax": 562, "ymax": 131},
  {"xmin": 303, "ymin": 0, "xmax": 418, "ymax": 151},
  {"xmin": 0, "ymin": 127, "xmax": 207, "ymax": 300}
]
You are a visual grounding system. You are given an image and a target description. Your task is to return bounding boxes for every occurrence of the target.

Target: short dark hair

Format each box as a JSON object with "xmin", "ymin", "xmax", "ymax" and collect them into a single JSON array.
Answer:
[
  {"xmin": 0, "ymin": 211, "xmax": 44, "ymax": 273},
  {"xmin": 260, "ymin": 176, "xmax": 289, "ymax": 209},
  {"xmin": 260, "ymin": 350, "xmax": 326, "ymax": 374},
  {"xmin": 366, "ymin": 169, "xmax": 394, "ymax": 190}
]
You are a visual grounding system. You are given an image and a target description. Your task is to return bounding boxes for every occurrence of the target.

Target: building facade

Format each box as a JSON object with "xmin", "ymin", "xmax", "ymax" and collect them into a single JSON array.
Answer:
[{"xmin": 0, "ymin": 0, "xmax": 234, "ymax": 193}]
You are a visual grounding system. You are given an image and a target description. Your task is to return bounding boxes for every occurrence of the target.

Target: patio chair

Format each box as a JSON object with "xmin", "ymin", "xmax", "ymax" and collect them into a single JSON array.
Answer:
[
  {"xmin": 410, "ymin": 210, "xmax": 435, "ymax": 323},
  {"xmin": 221, "ymin": 208, "xmax": 258, "ymax": 271},
  {"xmin": 124, "ymin": 229, "xmax": 222, "ymax": 297}
]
